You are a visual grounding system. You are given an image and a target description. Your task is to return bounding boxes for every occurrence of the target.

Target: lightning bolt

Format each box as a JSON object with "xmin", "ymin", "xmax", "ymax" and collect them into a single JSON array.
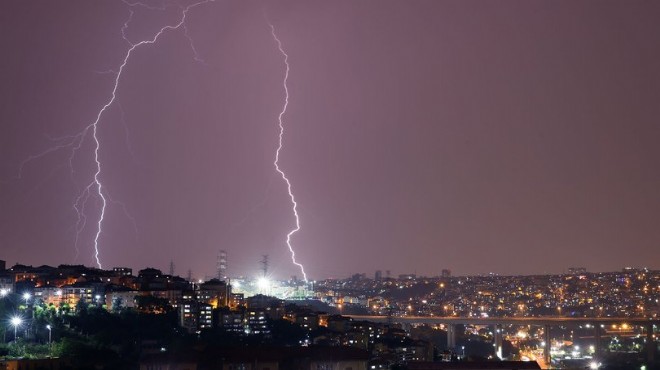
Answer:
[
  {"xmin": 16, "ymin": 0, "xmax": 212, "ymax": 268},
  {"xmin": 268, "ymin": 22, "xmax": 309, "ymax": 283}
]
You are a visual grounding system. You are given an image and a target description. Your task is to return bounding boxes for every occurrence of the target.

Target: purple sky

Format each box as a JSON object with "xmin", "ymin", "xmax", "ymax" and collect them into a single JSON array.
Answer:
[{"xmin": 1, "ymin": 1, "xmax": 659, "ymax": 280}]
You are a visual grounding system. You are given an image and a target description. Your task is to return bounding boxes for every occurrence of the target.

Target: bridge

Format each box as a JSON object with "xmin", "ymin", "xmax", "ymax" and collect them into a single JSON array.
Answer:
[{"xmin": 346, "ymin": 315, "xmax": 659, "ymax": 364}]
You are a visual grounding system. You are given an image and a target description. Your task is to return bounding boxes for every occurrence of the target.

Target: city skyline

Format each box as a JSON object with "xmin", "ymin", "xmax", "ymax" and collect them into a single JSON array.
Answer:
[
  {"xmin": 1, "ymin": 257, "xmax": 657, "ymax": 369},
  {"xmin": 1, "ymin": 1, "xmax": 660, "ymax": 279},
  {"xmin": 0, "ymin": 256, "xmax": 656, "ymax": 282}
]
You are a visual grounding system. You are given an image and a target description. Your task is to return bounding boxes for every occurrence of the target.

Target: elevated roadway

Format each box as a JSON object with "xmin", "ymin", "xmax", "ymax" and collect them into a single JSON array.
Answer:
[{"xmin": 346, "ymin": 315, "xmax": 660, "ymax": 326}]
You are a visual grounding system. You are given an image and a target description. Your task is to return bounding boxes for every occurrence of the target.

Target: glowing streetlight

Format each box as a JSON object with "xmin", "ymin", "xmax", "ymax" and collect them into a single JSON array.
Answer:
[
  {"xmin": 10, "ymin": 316, "xmax": 22, "ymax": 340},
  {"xmin": 46, "ymin": 324, "xmax": 52, "ymax": 345},
  {"xmin": 22, "ymin": 292, "xmax": 31, "ymax": 305},
  {"xmin": 0, "ymin": 288, "xmax": 9, "ymax": 297}
]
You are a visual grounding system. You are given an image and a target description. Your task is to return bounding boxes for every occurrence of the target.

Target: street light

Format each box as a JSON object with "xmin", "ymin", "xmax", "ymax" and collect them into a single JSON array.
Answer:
[
  {"xmin": 0, "ymin": 288, "xmax": 8, "ymax": 297},
  {"xmin": 22, "ymin": 292, "xmax": 31, "ymax": 305},
  {"xmin": 10, "ymin": 316, "xmax": 22, "ymax": 341},
  {"xmin": 46, "ymin": 324, "xmax": 52, "ymax": 345}
]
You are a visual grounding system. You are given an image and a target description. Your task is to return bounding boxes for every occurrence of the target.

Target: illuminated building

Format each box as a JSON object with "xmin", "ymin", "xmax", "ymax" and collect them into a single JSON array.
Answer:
[
  {"xmin": 217, "ymin": 307, "xmax": 246, "ymax": 334},
  {"xmin": 246, "ymin": 309, "xmax": 270, "ymax": 335},
  {"xmin": 197, "ymin": 279, "xmax": 230, "ymax": 308},
  {"xmin": 178, "ymin": 301, "xmax": 213, "ymax": 333}
]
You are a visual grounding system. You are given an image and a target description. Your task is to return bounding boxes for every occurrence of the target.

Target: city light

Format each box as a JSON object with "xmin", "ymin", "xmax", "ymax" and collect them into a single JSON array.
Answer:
[
  {"xmin": 22, "ymin": 292, "xmax": 31, "ymax": 306},
  {"xmin": 0, "ymin": 288, "xmax": 8, "ymax": 297},
  {"xmin": 10, "ymin": 316, "xmax": 23, "ymax": 340},
  {"xmin": 0, "ymin": 261, "xmax": 655, "ymax": 368},
  {"xmin": 257, "ymin": 277, "xmax": 271, "ymax": 291}
]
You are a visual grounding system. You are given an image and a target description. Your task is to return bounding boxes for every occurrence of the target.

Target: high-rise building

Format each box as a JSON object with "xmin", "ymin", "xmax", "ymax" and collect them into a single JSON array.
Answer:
[
  {"xmin": 375, "ymin": 270, "xmax": 382, "ymax": 281},
  {"xmin": 217, "ymin": 250, "xmax": 227, "ymax": 280}
]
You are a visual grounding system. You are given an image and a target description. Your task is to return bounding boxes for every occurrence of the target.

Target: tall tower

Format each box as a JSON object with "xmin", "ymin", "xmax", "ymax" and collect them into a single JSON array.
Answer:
[
  {"xmin": 217, "ymin": 250, "xmax": 228, "ymax": 280},
  {"xmin": 261, "ymin": 255, "xmax": 269, "ymax": 277}
]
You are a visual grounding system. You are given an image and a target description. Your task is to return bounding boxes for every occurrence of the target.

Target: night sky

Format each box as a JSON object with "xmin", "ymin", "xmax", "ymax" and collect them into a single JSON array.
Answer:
[{"xmin": 1, "ymin": 1, "xmax": 659, "ymax": 280}]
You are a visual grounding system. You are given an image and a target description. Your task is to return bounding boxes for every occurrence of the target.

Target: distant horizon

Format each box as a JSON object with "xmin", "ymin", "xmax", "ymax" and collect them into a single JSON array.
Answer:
[{"xmin": 3, "ymin": 257, "xmax": 657, "ymax": 282}]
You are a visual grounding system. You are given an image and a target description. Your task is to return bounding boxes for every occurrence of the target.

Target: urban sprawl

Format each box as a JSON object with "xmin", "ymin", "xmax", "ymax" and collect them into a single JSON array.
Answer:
[{"xmin": 0, "ymin": 259, "xmax": 658, "ymax": 369}]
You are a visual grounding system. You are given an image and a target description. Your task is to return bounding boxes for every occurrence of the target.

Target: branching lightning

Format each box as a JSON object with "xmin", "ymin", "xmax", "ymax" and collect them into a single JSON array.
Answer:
[
  {"xmin": 18, "ymin": 2, "xmax": 306, "ymax": 277},
  {"xmin": 17, "ymin": 0, "xmax": 212, "ymax": 268},
  {"xmin": 268, "ymin": 22, "xmax": 309, "ymax": 282}
]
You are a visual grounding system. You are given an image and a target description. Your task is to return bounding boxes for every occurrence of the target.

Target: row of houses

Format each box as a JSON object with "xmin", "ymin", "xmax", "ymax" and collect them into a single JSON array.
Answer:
[
  {"xmin": 1, "ymin": 263, "xmax": 237, "ymax": 314},
  {"xmin": 2, "ymin": 262, "xmax": 434, "ymax": 366}
]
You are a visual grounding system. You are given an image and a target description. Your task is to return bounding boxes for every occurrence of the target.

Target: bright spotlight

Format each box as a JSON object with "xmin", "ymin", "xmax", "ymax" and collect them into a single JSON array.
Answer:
[{"xmin": 257, "ymin": 277, "xmax": 271, "ymax": 291}]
